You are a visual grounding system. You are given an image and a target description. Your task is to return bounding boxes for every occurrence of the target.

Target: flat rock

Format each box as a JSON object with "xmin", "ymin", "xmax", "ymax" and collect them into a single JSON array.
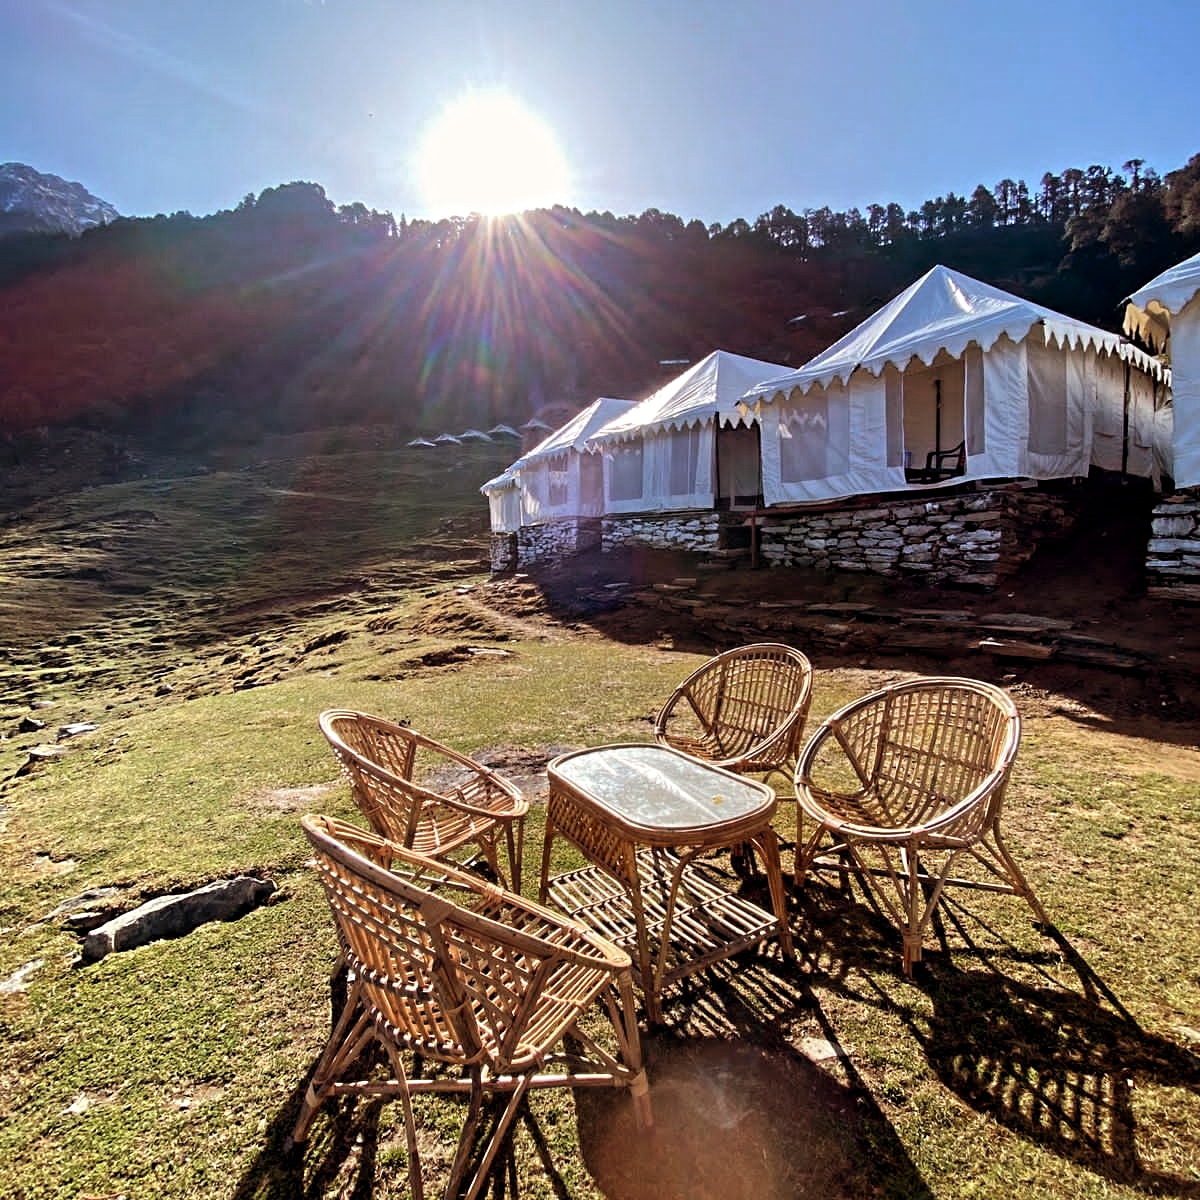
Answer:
[
  {"xmin": 81, "ymin": 876, "xmax": 277, "ymax": 963},
  {"xmin": 977, "ymin": 638, "xmax": 1057, "ymax": 660},
  {"xmin": 57, "ymin": 722, "xmax": 98, "ymax": 741},
  {"xmin": 976, "ymin": 613, "xmax": 1073, "ymax": 632}
]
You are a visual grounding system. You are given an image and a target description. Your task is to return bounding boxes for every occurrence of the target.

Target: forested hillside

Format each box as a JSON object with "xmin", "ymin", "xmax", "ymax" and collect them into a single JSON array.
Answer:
[{"xmin": 2, "ymin": 154, "xmax": 1199, "ymax": 476}]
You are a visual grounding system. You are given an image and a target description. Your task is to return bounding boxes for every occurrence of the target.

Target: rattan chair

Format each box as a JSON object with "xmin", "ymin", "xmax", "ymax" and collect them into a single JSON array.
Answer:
[
  {"xmin": 319, "ymin": 709, "xmax": 527, "ymax": 890},
  {"xmin": 292, "ymin": 814, "xmax": 651, "ymax": 1200},
  {"xmin": 794, "ymin": 676, "xmax": 1050, "ymax": 974},
  {"xmin": 654, "ymin": 643, "xmax": 814, "ymax": 788}
]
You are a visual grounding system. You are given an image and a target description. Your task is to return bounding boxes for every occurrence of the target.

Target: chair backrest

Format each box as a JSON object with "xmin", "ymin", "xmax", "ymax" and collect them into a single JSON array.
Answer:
[
  {"xmin": 319, "ymin": 709, "xmax": 424, "ymax": 843},
  {"xmin": 799, "ymin": 676, "xmax": 1019, "ymax": 838},
  {"xmin": 300, "ymin": 814, "xmax": 623, "ymax": 1070},
  {"xmin": 320, "ymin": 709, "xmax": 419, "ymax": 780},
  {"xmin": 656, "ymin": 643, "xmax": 813, "ymax": 771}
]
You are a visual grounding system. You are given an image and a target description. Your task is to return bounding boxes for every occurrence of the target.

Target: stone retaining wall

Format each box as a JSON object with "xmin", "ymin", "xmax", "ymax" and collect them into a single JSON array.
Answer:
[
  {"xmin": 600, "ymin": 511, "xmax": 722, "ymax": 554},
  {"xmin": 753, "ymin": 487, "xmax": 1080, "ymax": 588},
  {"xmin": 1146, "ymin": 489, "xmax": 1200, "ymax": 602},
  {"xmin": 492, "ymin": 487, "xmax": 1082, "ymax": 590},
  {"xmin": 490, "ymin": 519, "xmax": 605, "ymax": 573}
]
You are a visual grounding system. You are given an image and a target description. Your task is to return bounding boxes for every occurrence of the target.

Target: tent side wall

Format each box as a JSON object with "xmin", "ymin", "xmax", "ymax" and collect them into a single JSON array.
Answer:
[
  {"xmin": 1173, "ymin": 294, "xmax": 1200, "ymax": 489},
  {"xmin": 517, "ymin": 450, "xmax": 605, "ymax": 523},
  {"xmin": 758, "ymin": 334, "xmax": 1163, "ymax": 507},
  {"xmin": 486, "ymin": 484, "xmax": 523, "ymax": 533},
  {"xmin": 602, "ymin": 424, "xmax": 716, "ymax": 514},
  {"xmin": 760, "ymin": 374, "xmax": 906, "ymax": 505}
]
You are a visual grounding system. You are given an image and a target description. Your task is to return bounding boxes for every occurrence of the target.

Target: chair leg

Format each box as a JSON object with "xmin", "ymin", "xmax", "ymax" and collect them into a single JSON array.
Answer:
[
  {"xmin": 445, "ymin": 1066, "xmax": 485, "ymax": 1200},
  {"xmin": 984, "ymin": 826, "xmax": 1052, "ymax": 928},
  {"xmin": 506, "ymin": 817, "xmax": 524, "ymax": 894},
  {"xmin": 289, "ymin": 986, "xmax": 373, "ymax": 1147},
  {"xmin": 382, "ymin": 1043, "xmax": 425, "ymax": 1200},
  {"xmin": 901, "ymin": 847, "xmax": 923, "ymax": 975},
  {"xmin": 461, "ymin": 1076, "xmax": 534, "ymax": 1200}
]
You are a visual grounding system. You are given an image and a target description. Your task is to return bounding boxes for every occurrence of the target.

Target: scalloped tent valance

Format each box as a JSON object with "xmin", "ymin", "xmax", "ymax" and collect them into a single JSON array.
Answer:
[
  {"xmin": 744, "ymin": 265, "xmax": 1165, "ymax": 404},
  {"xmin": 587, "ymin": 350, "xmax": 790, "ymax": 446}
]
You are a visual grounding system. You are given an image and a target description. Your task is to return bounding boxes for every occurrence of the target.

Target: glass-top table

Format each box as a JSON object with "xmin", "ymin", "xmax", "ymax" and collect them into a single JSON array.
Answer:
[{"xmin": 538, "ymin": 743, "xmax": 794, "ymax": 1023}]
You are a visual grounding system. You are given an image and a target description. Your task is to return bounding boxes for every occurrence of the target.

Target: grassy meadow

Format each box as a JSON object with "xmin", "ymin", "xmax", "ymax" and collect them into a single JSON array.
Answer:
[{"xmin": 0, "ymin": 441, "xmax": 1198, "ymax": 1199}]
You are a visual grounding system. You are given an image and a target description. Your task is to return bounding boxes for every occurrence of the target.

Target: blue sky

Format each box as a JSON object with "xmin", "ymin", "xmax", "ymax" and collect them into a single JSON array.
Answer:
[{"xmin": 4, "ymin": 0, "xmax": 1198, "ymax": 226}]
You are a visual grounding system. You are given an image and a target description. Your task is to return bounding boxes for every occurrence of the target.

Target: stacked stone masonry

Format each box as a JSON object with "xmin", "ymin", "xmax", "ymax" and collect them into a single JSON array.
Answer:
[
  {"xmin": 1145, "ymin": 489, "xmax": 1200, "ymax": 602},
  {"xmin": 493, "ymin": 489, "xmax": 1081, "ymax": 590},
  {"xmin": 601, "ymin": 512, "xmax": 723, "ymax": 554},
  {"xmin": 752, "ymin": 488, "xmax": 1078, "ymax": 588}
]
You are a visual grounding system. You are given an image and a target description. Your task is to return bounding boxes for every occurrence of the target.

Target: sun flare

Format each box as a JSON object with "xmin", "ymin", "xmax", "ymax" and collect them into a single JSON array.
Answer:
[{"xmin": 415, "ymin": 91, "xmax": 571, "ymax": 217}]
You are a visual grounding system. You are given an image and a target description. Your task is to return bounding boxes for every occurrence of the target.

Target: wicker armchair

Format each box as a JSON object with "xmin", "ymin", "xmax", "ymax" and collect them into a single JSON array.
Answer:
[
  {"xmin": 654, "ymin": 643, "xmax": 814, "ymax": 788},
  {"xmin": 292, "ymin": 814, "xmax": 651, "ymax": 1200},
  {"xmin": 318, "ymin": 709, "xmax": 527, "ymax": 891},
  {"xmin": 794, "ymin": 676, "xmax": 1050, "ymax": 974}
]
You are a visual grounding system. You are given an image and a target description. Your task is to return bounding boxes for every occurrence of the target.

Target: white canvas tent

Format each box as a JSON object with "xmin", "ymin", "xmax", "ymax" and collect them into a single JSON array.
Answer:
[
  {"xmin": 1125, "ymin": 250, "xmax": 1200, "ymax": 489},
  {"xmin": 741, "ymin": 265, "xmax": 1169, "ymax": 505},
  {"xmin": 481, "ymin": 396, "xmax": 634, "ymax": 530},
  {"xmin": 587, "ymin": 350, "xmax": 791, "ymax": 513}
]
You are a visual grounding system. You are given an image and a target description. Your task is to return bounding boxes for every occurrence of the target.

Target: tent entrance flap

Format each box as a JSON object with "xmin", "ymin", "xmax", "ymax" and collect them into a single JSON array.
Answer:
[
  {"xmin": 716, "ymin": 423, "xmax": 763, "ymax": 509},
  {"xmin": 903, "ymin": 357, "xmax": 966, "ymax": 481}
]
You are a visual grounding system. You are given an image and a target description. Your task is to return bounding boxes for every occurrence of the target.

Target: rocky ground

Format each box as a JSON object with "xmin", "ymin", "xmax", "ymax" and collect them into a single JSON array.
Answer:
[{"xmin": 467, "ymin": 526, "xmax": 1200, "ymax": 747}]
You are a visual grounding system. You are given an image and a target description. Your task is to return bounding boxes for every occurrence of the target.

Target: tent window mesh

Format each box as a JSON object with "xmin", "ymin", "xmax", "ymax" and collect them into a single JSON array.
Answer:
[
  {"xmin": 1027, "ymin": 337, "xmax": 1068, "ymax": 455},
  {"xmin": 547, "ymin": 455, "xmax": 569, "ymax": 507},
  {"xmin": 780, "ymin": 388, "xmax": 849, "ymax": 482},
  {"xmin": 609, "ymin": 444, "xmax": 644, "ymax": 501},
  {"xmin": 669, "ymin": 427, "xmax": 702, "ymax": 495}
]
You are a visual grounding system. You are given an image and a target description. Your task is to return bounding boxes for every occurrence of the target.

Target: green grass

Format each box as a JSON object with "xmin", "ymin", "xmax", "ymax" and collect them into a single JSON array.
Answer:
[{"xmin": 1, "ymin": 454, "xmax": 1199, "ymax": 1198}]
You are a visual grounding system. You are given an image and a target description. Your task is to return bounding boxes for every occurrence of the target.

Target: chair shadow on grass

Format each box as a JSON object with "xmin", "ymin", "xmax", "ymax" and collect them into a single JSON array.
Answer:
[
  {"xmin": 794, "ymin": 874, "xmax": 1200, "ymax": 1197},
  {"xmin": 229, "ymin": 1056, "xmax": 385, "ymax": 1200},
  {"xmin": 575, "ymin": 862, "xmax": 934, "ymax": 1200}
]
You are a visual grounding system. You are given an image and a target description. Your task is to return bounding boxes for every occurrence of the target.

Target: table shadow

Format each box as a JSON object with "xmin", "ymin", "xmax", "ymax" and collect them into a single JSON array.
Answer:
[{"xmin": 575, "ymin": 1028, "xmax": 933, "ymax": 1200}]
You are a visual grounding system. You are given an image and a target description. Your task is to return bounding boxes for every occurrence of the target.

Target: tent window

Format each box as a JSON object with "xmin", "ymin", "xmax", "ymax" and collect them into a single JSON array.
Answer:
[
  {"xmin": 609, "ymin": 443, "xmax": 644, "ymax": 501},
  {"xmin": 668, "ymin": 427, "xmax": 703, "ymax": 496},
  {"xmin": 779, "ymin": 388, "xmax": 849, "ymax": 482},
  {"xmin": 1094, "ymin": 353, "xmax": 1123, "ymax": 438},
  {"xmin": 965, "ymin": 344, "xmax": 985, "ymax": 454},
  {"xmin": 1027, "ymin": 337, "xmax": 1068, "ymax": 455},
  {"xmin": 579, "ymin": 452, "xmax": 603, "ymax": 511},
  {"xmin": 547, "ymin": 454, "xmax": 569, "ymax": 507},
  {"xmin": 885, "ymin": 367, "xmax": 904, "ymax": 468}
]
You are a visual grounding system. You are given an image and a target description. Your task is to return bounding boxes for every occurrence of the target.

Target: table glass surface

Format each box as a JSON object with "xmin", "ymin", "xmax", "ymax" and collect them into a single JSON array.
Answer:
[{"xmin": 551, "ymin": 745, "xmax": 771, "ymax": 830}]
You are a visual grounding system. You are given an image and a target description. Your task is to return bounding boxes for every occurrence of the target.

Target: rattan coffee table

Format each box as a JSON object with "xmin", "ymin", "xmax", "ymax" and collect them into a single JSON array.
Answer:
[{"xmin": 538, "ymin": 743, "xmax": 794, "ymax": 1023}]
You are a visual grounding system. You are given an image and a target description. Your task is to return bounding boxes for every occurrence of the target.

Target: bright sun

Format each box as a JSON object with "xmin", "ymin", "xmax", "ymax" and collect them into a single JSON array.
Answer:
[{"xmin": 416, "ymin": 91, "xmax": 571, "ymax": 217}]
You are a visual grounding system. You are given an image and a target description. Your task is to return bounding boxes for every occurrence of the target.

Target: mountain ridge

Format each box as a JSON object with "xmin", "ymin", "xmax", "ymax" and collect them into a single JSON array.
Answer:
[{"xmin": 0, "ymin": 162, "xmax": 120, "ymax": 236}]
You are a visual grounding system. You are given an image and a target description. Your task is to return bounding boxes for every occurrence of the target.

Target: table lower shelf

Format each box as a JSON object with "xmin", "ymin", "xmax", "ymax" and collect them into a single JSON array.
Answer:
[{"xmin": 545, "ymin": 848, "xmax": 786, "ymax": 1000}]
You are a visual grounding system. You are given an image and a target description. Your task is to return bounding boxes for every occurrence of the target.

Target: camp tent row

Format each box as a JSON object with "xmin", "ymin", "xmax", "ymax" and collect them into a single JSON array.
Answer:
[
  {"xmin": 484, "ymin": 264, "xmax": 1173, "ymax": 532},
  {"xmin": 482, "ymin": 397, "xmax": 635, "ymax": 533}
]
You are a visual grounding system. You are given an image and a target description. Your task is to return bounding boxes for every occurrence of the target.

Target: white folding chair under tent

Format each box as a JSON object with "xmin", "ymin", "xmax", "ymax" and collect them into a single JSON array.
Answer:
[
  {"xmin": 1126, "ymin": 250, "xmax": 1200, "ymax": 489},
  {"xmin": 740, "ymin": 265, "xmax": 1169, "ymax": 506}
]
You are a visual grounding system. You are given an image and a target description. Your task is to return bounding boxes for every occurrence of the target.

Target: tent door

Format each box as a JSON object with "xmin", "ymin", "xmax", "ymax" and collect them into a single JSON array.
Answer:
[
  {"xmin": 716, "ymin": 423, "xmax": 763, "ymax": 509},
  {"xmin": 578, "ymin": 452, "xmax": 603, "ymax": 515},
  {"xmin": 903, "ymin": 359, "xmax": 966, "ymax": 483}
]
